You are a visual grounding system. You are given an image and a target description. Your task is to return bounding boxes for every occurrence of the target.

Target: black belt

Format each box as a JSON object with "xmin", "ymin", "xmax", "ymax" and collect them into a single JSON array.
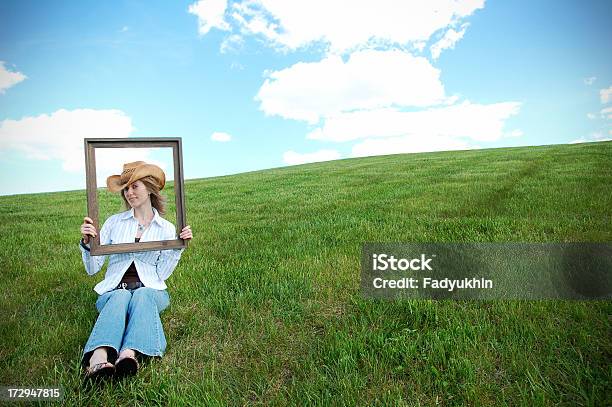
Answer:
[{"xmin": 116, "ymin": 282, "xmax": 145, "ymax": 290}]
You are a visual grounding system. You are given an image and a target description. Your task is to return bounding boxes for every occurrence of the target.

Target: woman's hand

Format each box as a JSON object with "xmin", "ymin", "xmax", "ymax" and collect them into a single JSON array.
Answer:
[
  {"xmin": 179, "ymin": 225, "xmax": 193, "ymax": 241},
  {"xmin": 80, "ymin": 216, "xmax": 97, "ymax": 244}
]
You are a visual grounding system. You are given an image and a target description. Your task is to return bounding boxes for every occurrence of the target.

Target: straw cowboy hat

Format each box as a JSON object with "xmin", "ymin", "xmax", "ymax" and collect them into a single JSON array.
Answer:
[{"xmin": 106, "ymin": 161, "xmax": 166, "ymax": 193}]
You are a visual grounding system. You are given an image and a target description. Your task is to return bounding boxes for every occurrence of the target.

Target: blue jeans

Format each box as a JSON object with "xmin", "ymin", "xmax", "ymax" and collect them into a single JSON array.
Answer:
[{"xmin": 81, "ymin": 287, "xmax": 170, "ymax": 367}]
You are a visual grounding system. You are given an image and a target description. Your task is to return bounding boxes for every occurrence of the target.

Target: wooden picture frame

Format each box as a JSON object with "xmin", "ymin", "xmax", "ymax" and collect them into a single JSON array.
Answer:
[{"xmin": 84, "ymin": 137, "xmax": 187, "ymax": 255}]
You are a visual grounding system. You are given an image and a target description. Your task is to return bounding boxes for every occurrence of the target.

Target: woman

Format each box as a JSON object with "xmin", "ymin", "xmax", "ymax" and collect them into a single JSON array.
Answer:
[{"xmin": 79, "ymin": 161, "xmax": 193, "ymax": 380}]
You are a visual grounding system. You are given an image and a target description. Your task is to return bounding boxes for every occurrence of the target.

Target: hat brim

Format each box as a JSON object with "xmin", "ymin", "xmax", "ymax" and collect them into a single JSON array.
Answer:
[
  {"xmin": 106, "ymin": 163, "xmax": 166, "ymax": 193},
  {"xmin": 106, "ymin": 175, "xmax": 127, "ymax": 193}
]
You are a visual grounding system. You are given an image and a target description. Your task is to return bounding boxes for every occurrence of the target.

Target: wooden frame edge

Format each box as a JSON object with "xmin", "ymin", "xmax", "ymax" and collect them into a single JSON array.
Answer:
[{"xmin": 83, "ymin": 138, "xmax": 187, "ymax": 256}]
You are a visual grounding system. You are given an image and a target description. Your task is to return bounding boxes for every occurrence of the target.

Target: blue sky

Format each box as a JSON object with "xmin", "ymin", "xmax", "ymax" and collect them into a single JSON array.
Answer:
[{"xmin": 1, "ymin": 0, "xmax": 611, "ymax": 195}]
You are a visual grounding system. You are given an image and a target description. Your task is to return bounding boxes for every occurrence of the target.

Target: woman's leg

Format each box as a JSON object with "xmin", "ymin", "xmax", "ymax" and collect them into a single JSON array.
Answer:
[
  {"xmin": 119, "ymin": 287, "xmax": 170, "ymax": 358},
  {"xmin": 81, "ymin": 289, "xmax": 132, "ymax": 367}
]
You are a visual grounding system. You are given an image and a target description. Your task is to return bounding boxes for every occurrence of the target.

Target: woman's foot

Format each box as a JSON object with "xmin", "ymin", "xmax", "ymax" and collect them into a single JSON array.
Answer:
[
  {"xmin": 85, "ymin": 348, "xmax": 115, "ymax": 381},
  {"xmin": 115, "ymin": 349, "xmax": 139, "ymax": 377},
  {"xmin": 88, "ymin": 346, "xmax": 110, "ymax": 368},
  {"xmin": 84, "ymin": 361, "xmax": 115, "ymax": 381}
]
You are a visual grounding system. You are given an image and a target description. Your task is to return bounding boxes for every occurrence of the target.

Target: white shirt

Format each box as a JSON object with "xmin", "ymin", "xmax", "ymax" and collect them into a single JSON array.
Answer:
[{"xmin": 79, "ymin": 208, "xmax": 184, "ymax": 294}]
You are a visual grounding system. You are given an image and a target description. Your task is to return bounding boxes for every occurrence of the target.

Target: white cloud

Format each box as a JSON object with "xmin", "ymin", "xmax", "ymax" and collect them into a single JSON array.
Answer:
[
  {"xmin": 430, "ymin": 24, "xmax": 469, "ymax": 59},
  {"xmin": 188, "ymin": 0, "xmax": 230, "ymax": 36},
  {"xmin": 0, "ymin": 109, "xmax": 174, "ymax": 188},
  {"xmin": 307, "ymin": 101, "xmax": 522, "ymax": 143},
  {"xmin": 587, "ymin": 112, "xmax": 596, "ymax": 119},
  {"xmin": 282, "ymin": 149, "xmax": 341, "ymax": 165},
  {"xmin": 211, "ymin": 131, "xmax": 232, "ymax": 142},
  {"xmin": 413, "ymin": 42, "xmax": 427, "ymax": 52},
  {"xmin": 0, "ymin": 62, "xmax": 27, "ymax": 94},
  {"xmin": 351, "ymin": 135, "xmax": 477, "ymax": 158},
  {"xmin": 257, "ymin": 49, "xmax": 448, "ymax": 123},
  {"xmin": 583, "ymin": 76, "xmax": 596, "ymax": 85},
  {"xmin": 600, "ymin": 86, "xmax": 612, "ymax": 104},
  {"xmin": 188, "ymin": 1, "xmax": 523, "ymax": 160},
  {"xmin": 95, "ymin": 148, "xmax": 172, "ymax": 187},
  {"xmin": 226, "ymin": 0, "xmax": 484, "ymax": 53},
  {"xmin": 0, "ymin": 109, "xmax": 139, "ymax": 173},
  {"xmin": 505, "ymin": 129, "xmax": 524, "ymax": 138},
  {"xmin": 230, "ymin": 61, "xmax": 245, "ymax": 70},
  {"xmin": 569, "ymin": 132, "xmax": 611, "ymax": 144},
  {"xmin": 601, "ymin": 106, "xmax": 612, "ymax": 119},
  {"xmin": 230, "ymin": 3, "xmax": 283, "ymax": 47},
  {"xmin": 220, "ymin": 34, "xmax": 244, "ymax": 53}
]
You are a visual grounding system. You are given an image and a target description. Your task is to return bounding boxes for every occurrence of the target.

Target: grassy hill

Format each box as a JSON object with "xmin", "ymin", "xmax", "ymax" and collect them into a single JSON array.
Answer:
[{"xmin": 1, "ymin": 142, "xmax": 610, "ymax": 405}]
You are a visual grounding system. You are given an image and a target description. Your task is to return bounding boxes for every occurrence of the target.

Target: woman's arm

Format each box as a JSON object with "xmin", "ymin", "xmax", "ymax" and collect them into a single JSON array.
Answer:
[{"xmin": 79, "ymin": 216, "xmax": 111, "ymax": 275}]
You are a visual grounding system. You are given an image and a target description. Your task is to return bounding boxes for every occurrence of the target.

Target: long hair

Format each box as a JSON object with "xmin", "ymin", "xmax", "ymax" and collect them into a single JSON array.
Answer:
[{"xmin": 121, "ymin": 176, "xmax": 167, "ymax": 215}]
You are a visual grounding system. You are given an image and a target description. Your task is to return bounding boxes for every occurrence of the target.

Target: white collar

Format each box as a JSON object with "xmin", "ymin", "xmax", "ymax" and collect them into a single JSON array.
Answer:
[{"xmin": 120, "ymin": 207, "xmax": 163, "ymax": 226}]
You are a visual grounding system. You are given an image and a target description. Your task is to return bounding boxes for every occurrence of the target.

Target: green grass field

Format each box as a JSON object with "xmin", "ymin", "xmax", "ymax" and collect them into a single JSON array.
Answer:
[{"xmin": 1, "ymin": 142, "xmax": 610, "ymax": 406}]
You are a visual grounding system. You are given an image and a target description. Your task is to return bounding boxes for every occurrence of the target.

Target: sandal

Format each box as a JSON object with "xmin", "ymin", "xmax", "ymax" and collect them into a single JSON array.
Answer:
[
  {"xmin": 115, "ymin": 355, "xmax": 139, "ymax": 377},
  {"xmin": 84, "ymin": 362, "xmax": 115, "ymax": 381}
]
